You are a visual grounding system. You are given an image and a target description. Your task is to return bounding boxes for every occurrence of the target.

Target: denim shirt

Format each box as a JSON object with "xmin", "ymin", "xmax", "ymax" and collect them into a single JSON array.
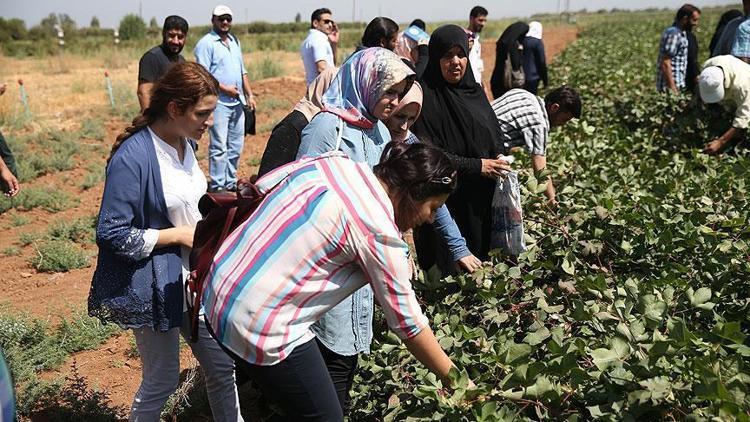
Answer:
[
  {"xmin": 298, "ymin": 112, "xmax": 469, "ymax": 355},
  {"xmin": 194, "ymin": 31, "xmax": 247, "ymax": 106}
]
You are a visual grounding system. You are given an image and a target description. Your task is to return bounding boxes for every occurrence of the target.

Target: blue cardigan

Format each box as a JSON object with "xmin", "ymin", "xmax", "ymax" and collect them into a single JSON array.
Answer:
[{"xmin": 88, "ymin": 127, "xmax": 184, "ymax": 331}]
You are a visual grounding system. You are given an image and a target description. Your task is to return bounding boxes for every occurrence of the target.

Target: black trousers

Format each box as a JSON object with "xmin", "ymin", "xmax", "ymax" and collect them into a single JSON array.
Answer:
[
  {"xmin": 525, "ymin": 79, "xmax": 540, "ymax": 95},
  {"xmin": 0, "ymin": 131, "xmax": 17, "ymax": 192}
]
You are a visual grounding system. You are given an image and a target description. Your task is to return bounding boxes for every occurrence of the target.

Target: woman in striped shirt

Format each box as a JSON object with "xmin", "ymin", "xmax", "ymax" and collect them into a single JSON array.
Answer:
[{"xmin": 204, "ymin": 142, "xmax": 463, "ymax": 421}]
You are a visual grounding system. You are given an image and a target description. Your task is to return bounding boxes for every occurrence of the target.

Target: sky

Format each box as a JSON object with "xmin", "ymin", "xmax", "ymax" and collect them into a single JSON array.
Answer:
[{"xmin": 0, "ymin": 0, "xmax": 738, "ymax": 28}]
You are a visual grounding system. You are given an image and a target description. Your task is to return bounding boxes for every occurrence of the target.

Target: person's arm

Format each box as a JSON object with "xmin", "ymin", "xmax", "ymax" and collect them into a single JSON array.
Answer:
[
  {"xmin": 355, "ymin": 224, "xmax": 458, "ymax": 386},
  {"xmin": 242, "ymin": 73, "xmax": 256, "ymax": 110},
  {"xmin": 328, "ymin": 22, "xmax": 339, "ymax": 64},
  {"xmin": 137, "ymin": 82, "xmax": 153, "ymax": 111},
  {"xmin": 0, "ymin": 159, "xmax": 19, "ymax": 197},
  {"xmin": 660, "ymin": 56, "xmax": 677, "ymax": 93},
  {"xmin": 414, "ymin": 43, "xmax": 429, "ymax": 79},
  {"xmin": 704, "ymin": 126, "xmax": 742, "ymax": 154},
  {"xmin": 531, "ymin": 154, "xmax": 556, "ymax": 204},
  {"xmin": 297, "ymin": 113, "xmax": 339, "ymax": 159},
  {"xmin": 432, "ymin": 205, "xmax": 481, "ymax": 272},
  {"xmin": 403, "ymin": 326, "xmax": 455, "ymax": 385},
  {"xmin": 660, "ymin": 33, "xmax": 679, "ymax": 93}
]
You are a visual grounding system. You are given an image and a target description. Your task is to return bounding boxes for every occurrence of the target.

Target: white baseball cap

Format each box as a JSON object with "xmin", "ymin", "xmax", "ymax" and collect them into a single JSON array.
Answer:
[
  {"xmin": 698, "ymin": 66, "xmax": 725, "ymax": 104},
  {"xmin": 212, "ymin": 5, "xmax": 233, "ymax": 17}
]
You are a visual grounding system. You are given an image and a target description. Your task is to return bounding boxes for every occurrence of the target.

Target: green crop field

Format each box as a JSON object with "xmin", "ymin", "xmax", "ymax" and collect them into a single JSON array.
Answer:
[{"xmin": 347, "ymin": 10, "xmax": 750, "ymax": 421}]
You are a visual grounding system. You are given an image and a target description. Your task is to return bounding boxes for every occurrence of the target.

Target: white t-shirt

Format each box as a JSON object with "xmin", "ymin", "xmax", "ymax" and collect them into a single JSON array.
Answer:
[
  {"xmin": 300, "ymin": 29, "xmax": 334, "ymax": 85},
  {"xmin": 469, "ymin": 33, "xmax": 484, "ymax": 85}
]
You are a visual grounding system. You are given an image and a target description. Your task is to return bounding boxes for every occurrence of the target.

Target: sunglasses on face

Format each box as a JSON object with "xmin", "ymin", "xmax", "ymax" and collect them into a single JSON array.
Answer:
[{"xmin": 216, "ymin": 15, "xmax": 232, "ymax": 23}]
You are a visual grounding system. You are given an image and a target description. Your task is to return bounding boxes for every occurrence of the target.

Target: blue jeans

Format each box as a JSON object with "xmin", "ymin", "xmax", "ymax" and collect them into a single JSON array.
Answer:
[{"xmin": 209, "ymin": 102, "xmax": 245, "ymax": 190}]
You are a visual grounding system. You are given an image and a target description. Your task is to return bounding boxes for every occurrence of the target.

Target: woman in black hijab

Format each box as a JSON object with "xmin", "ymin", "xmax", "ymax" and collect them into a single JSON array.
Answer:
[
  {"xmin": 490, "ymin": 22, "xmax": 529, "ymax": 99},
  {"xmin": 411, "ymin": 24, "xmax": 511, "ymax": 271}
]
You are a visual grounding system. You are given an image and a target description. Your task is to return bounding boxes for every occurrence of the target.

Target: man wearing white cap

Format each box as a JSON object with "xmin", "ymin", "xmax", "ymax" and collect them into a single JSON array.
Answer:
[
  {"xmin": 698, "ymin": 55, "xmax": 750, "ymax": 154},
  {"xmin": 195, "ymin": 5, "xmax": 257, "ymax": 192}
]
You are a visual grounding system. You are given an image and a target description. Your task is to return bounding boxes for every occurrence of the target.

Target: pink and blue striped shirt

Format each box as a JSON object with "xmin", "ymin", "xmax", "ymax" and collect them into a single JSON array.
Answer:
[{"xmin": 203, "ymin": 152, "xmax": 429, "ymax": 366}]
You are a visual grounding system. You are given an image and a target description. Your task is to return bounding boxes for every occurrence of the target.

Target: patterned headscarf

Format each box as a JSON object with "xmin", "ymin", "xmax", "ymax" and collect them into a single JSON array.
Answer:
[{"xmin": 321, "ymin": 47, "xmax": 415, "ymax": 129}]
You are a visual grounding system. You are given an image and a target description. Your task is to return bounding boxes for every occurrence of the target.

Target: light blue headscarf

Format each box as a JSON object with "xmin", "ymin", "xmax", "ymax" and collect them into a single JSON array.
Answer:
[{"xmin": 321, "ymin": 47, "xmax": 415, "ymax": 129}]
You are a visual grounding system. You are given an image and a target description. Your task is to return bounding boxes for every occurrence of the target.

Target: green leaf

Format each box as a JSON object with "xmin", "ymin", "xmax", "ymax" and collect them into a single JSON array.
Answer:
[
  {"xmin": 590, "ymin": 348, "xmax": 620, "ymax": 371},
  {"xmin": 524, "ymin": 326, "xmax": 551, "ymax": 346},
  {"xmin": 562, "ymin": 258, "xmax": 575, "ymax": 275},
  {"xmin": 690, "ymin": 287, "xmax": 711, "ymax": 306}
]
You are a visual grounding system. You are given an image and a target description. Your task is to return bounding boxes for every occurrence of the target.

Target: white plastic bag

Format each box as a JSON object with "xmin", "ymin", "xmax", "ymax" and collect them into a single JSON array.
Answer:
[{"xmin": 490, "ymin": 171, "xmax": 526, "ymax": 256}]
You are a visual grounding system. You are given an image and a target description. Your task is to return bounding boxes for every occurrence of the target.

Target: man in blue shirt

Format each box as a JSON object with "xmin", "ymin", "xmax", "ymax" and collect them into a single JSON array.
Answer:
[
  {"xmin": 194, "ymin": 5, "xmax": 257, "ymax": 192},
  {"xmin": 656, "ymin": 4, "xmax": 701, "ymax": 93}
]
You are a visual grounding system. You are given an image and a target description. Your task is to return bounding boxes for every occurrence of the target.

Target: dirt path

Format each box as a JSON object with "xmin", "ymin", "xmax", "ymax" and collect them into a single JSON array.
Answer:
[{"xmin": 0, "ymin": 25, "xmax": 578, "ymax": 420}]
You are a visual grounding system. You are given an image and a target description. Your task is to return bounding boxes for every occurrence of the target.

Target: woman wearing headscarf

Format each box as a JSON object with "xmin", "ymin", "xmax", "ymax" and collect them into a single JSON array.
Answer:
[
  {"xmin": 296, "ymin": 47, "xmax": 417, "ymax": 411},
  {"xmin": 522, "ymin": 21, "xmax": 548, "ymax": 95},
  {"xmin": 385, "ymin": 83, "xmax": 482, "ymax": 271},
  {"xmin": 257, "ymin": 67, "xmax": 336, "ymax": 177},
  {"xmin": 395, "ymin": 19, "xmax": 430, "ymax": 77},
  {"xmin": 411, "ymin": 24, "xmax": 511, "ymax": 271},
  {"xmin": 490, "ymin": 21, "xmax": 530, "ymax": 99}
]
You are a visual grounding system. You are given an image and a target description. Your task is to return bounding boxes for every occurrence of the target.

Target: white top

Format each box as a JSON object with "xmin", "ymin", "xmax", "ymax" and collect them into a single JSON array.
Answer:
[
  {"xmin": 469, "ymin": 32, "xmax": 484, "ymax": 85},
  {"xmin": 300, "ymin": 29, "xmax": 334, "ymax": 85},
  {"xmin": 141, "ymin": 128, "xmax": 207, "ymax": 299},
  {"xmin": 703, "ymin": 55, "xmax": 750, "ymax": 130}
]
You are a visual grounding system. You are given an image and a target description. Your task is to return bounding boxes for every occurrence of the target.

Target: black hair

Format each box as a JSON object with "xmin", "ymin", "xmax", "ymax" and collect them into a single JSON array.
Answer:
[
  {"xmin": 409, "ymin": 19, "xmax": 426, "ymax": 31},
  {"xmin": 163, "ymin": 15, "xmax": 189, "ymax": 35},
  {"xmin": 545, "ymin": 86, "xmax": 582, "ymax": 119},
  {"xmin": 361, "ymin": 17, "xmax": 399, "ymax": 48},
  {"xmin": 470, "ymin": 6, "xmax": 488, "ymax": 18},
  {"xmin": 311, "ymin": 8, "xmax": 332, "ymax": 28},
  {"xmin": 675, "ymin": 4, "xmax": 700, "ymax": 23},
  {"xmin": 374, "ymin": 142, "xmax": 456, "ymax": 229}
]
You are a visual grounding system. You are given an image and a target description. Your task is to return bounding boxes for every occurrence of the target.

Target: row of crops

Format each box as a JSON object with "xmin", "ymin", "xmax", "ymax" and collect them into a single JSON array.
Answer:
[{"xmin": 349, "ymin": 10, "xmax": 749, "ymax": 421}]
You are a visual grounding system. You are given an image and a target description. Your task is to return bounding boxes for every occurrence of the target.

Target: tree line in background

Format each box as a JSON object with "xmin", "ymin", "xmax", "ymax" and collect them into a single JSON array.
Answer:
[{"xmin": 0, "ymin": 12, "xmax": 372, "ymax": 44}]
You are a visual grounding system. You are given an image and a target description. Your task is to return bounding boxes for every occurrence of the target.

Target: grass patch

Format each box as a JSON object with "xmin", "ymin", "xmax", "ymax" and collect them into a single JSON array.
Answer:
[
  {"xmin": 79, "ymin": 165, "xmax": 105, "ymax": 190},
  {"xmin": 18, "ymin": 231, "xmax": 42, "ymax": 246},
  {"xmin": 47, "ymin": 216, "xmax": 96, "ymax": 244},
  {"xmin": 109, "ymin": 82, "xmax": 139, "ymax": 121},
  {"xmin": 29, "ymin": 239, "xmax": 91, "ymax": 272},
  {"xmin": 258, "ymin": 96, "xmax": 290, "ymax": 112},
  {"xmin": 248, "ymin": 57, "xmax": 285, "ymax": 80},
  {"xmin": 0, "ymin": 310, "xmax": 122, "ymax": 418},
  {"xmin": 79, "ymin": 117, "xmax": 106, "ymax": 141},
  {"xmin": 2, "ymin": 246, "xmax": 21, "ymax": 256},
  {"xmin": 0, "ymin": 186, "xmax": 77, "ymax": 214},
  {"xmin": 13, "ymin": 130, "xmax": 79, "ymax": 182},
  {"xmin": 8, "ymin": 212, "xmax": 30, "ymax": 227}
]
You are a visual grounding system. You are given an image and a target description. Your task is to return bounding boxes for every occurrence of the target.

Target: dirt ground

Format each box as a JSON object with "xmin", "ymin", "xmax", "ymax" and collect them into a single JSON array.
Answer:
[{"xmin": 0, "ymin": 25, "xmax": 578, "ymax": 419}]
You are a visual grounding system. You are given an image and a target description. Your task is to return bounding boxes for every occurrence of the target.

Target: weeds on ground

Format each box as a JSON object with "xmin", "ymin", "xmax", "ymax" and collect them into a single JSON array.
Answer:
[
  {"xmin": 13, "ymin": 130, "xmax": 79, "ymax": 182},
  {"xmin": 29, "ymin": 239, "xmax": 91, "ymax": 272},
  {"xmin": 79, "ymin": 116, "xmax": 106, "ymax": 140},
  {"xmin": 80, "ymin": 163, "xmax": 105, "ymax": 190},
  {"xmin": 18, "ymin": 231, "xmax": 42, "ymax": 246},
  {"xmin": 7, "ymin": 212, "xmax": 30, "ymax": 227},
  {"xmin": 47, "ymin": 216, "xmax": 96, "ymax": 244},
  {"xmin": 0, "ymin": 309, "xmax": 121, "ymax": 418},
  {"xmin": 31, "ymin": 360, "xmax": 126, "ymax": 421},
  {"xmin": 0, "ymin": 186, "xmax": 77, "ymax": 214},
  {"xmin": 1, "ymin": 246, "xmax": 21, "ymax": 257},
  {"xmin": 248, "ymin": 57, "xmax": 285, "ymax": 80},
  {"xmin": 109, "ymin": 82, "xmax": 139, "ymax": 121}
]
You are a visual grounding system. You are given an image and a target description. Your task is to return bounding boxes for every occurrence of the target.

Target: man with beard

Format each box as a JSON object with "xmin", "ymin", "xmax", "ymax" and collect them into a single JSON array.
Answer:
[
  {"xmin": 137, "ymin": 15, "xmax": 189, "ymax": 110},
  {"xmin": 656, "ymin": 4, "xmax": 701, "ymax": 94},
  {"xmin": 466, "ymin": 6, "xmax": 488, "ymax": 87},
  {"xmin": 195, "ymin": 5, "xmax": 256, "ymax": 192}
]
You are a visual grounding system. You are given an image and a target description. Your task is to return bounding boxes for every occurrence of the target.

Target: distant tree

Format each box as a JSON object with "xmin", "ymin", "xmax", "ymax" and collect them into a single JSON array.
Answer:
[
  {"xmin": 119, "ymin": 14, "xmax": 146, "ymax": 40},
  {"xmin": 0, "ymin": 18, "xmax": 28, "ymax": 41},
  {"xmin": 58, "ymin": 14, "xmax": 77, "ymax": 33},
  {"xmin": 295, "ymin": 12, "xmax": 301, "ymax": 23},
  {"xmin": 90, "ymin": 16, "xmax": 100, "ymax": 28},
  {"xmin": 149, "ymin": 17, "xmax": 158, "ymax": 29},
  {"xmin": 37, "ymin": 13, "xmax": 76, "ymax": 36}
]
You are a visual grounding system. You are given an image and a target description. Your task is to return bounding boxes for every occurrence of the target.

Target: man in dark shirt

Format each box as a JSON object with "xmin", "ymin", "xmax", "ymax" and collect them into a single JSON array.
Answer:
[{"xmin": 137, "ymin": 15, "xmax": 189, "ymax": 110}]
